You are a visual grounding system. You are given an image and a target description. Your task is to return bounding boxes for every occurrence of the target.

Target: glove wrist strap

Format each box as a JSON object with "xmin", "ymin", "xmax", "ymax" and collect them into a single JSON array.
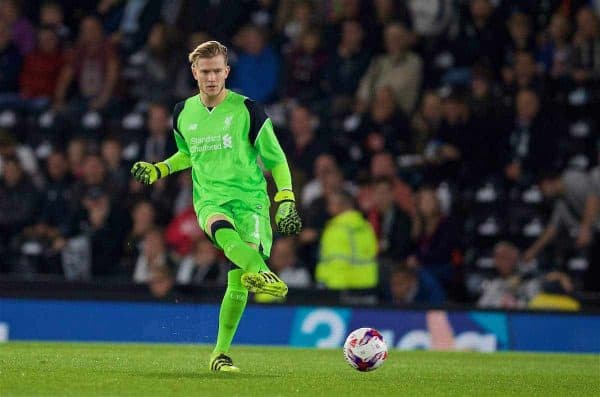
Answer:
[
  {"xmin": 154, "ymin": 162, "xmax": 170, "ymax": 179},
  {"xmin": 274, "ymin": 190, "xmax": 295, "ymax": 203}
]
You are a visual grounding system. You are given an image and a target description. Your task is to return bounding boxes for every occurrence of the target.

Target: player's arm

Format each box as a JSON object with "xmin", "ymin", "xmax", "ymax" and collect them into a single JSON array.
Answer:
[
  {"xmin": 247, "ymin": 99, "xmax": 302, "ymax": 235},
  {"xmin": 131, "ymin": 102, "xmax": 192, "ymax": 184}
]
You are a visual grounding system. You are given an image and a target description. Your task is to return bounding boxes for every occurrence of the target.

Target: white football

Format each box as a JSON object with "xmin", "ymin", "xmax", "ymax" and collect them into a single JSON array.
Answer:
[{"xmin": 343, "ymin": 327, "xmax": 388, "ymax": 372}]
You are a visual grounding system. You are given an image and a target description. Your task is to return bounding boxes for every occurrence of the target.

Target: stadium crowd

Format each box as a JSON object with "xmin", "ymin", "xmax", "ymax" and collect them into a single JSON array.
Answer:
[{"xmin": 0, "ymin": 0, "xmax": 599, "ymax": 309}]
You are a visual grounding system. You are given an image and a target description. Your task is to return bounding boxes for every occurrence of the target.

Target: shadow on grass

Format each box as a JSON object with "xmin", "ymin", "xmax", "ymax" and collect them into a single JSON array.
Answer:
[{"xmin": 139, "ymin": 371, "xmax": 278, "ymax": 380}]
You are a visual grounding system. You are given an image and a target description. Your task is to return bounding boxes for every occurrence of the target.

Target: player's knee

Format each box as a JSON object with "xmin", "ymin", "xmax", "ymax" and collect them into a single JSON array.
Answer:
[{"xmin": 210, "ymin": 219, "xmax": 235, "ymax": 239}]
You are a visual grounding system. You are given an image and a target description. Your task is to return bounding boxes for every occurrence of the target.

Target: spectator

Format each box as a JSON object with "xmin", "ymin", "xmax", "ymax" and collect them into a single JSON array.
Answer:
[
  {"xmin": 389, "ymin": 262, "xmax": 446, "ymax": 306},
  {"xmin": 324, "ymin": 19, "xmax": 371, "ymax": 117},
  {"xmin": 66, "ymin": 136, "xmax": 87, "ymax": 179},
  {"xmin": 67, "ymin": 186, "xmax": 128, "ymax": 277},
  {"xmin": 301, "ymin": 153, "xmax": 356, "ymax": 208},
  {"xmin": 299, "ymin": 165, "xmax": 348, "ymax": 271},
  {"xmin": 501, "ymin": 11, "xmax": 536, "ymax": 70},
  {"xmin": 0, "ymin": 157, "xmax": 39, "ymax": 246},
  {"xmin": 145, "ymin": 175, "xmax": 178, "ymax": 226},
  {"xmin": 124, "ymin": 22, "xmax": 177, "ymax": 107},
  {"xmin": 356, "ymin": 22, "xmax": 422, "ymax": 116},
  {"xmin": 102, "ymin": 0, "xmax": 163, "ymax": 55},
  {"xmin": 572, "ymin": 7, "xmax": 600, "ymax": 84},
  {"xmin": 165, "ymin": 206, "xmax": 203, "ymax": 258},
  {"xmin": 355, "ymin": 86, "xmax": 411, "ymax": 161},
  {"xmin": 478, "ymin": 241, "xmax": 540, "ymax": 308},
  {"xmin": 95, "ymin": 0, "xmax": 125, "ymax": 35},
  {"xmin": 502, "ymin": 51, "xmax": 545, "ymax": 100},
  {"xmin": 301, "ymin": 153, "xmax": 337, "ymax": 208},
  {"xmin": 143, "ymin": 102, "xmax": 177, "ymax": 163},
  {"xmin": 269, "ymin": 236, "xmax": 311, "ymax": 288},
  {"xmin": 316, "ymin": 190, "xmax": 378, "ymax": 290},
  {"xmin": 457, "ymin": 0, "xmax": 504, "ymax": 73},
  {"xmin": 362, "ymin": 152, "xmax": 415, "ymax": 216},
  {"xmin": 502, "ymin": 89, "xmax": 562, "ymax": 183},
  {"xmin": 410, "ymin": 91, "xmax": 442, "ymax": 159},
  {"xmin": 122, "ymin": 200, "xmax": 156, "ymax": 273},
  {"xmin": 366, "ymin": 177, "xmax": 412, "ymax": 263},
  {"xmin": 371, "ymin": 0, "xmax": 413, "ymax": 31},
  {"xmin": 230, "ymin": 24, "xmax": 279, "ymax": 103},
  {"xmin": 176, "ymin": 238, "xmax": 225, "ymax": 285},
  {"xmin": 0, "ymin": 130, "xmax": 38, "ymax": 181},
  {"xmin": 406, "ymin": 0, "xmax": 454, "ymax": 39},
  {"xmin": 285, "ymin": 104, "xmax": 326, "ymax": 180},
  {"xmin": 537, "ymin": 12, "xmax": 572, "ymax": 81},
  {"xmin": 39, "ymin": 151, "xmax": 72, "ymax": 233},
  {"xmin": 523, "ymin": 169, "xmax": 600, "ymax": 264},
  {"xmin": 0, "ymin": 0, "xmax": 35, "ymax": 55},
  {"xmin": 53, "ymin": 15, "xmax": 119, "ymax": 113},
  {"xmin": 406, "ymin": 0, "xmax": 458, "ymax": 87},
  {"xmin": 327, "ymin": 0, "xmax": 386, "ymax": 53},
  {"xmin": 172, "ymin": 170, "xmax": 193, "ymax": 216},
  {"xmin": 528, "ymin": 271, "xmax": 580, "ymax": 311},
  {"xmin": 468, "ymin": 66, "xmax": 503, "ymax": 121},
  {"xmin": 283, "ymin": 28, "xmax": 328, "ymax": 103},
  {"xmin": 39, "ymin": 1, "xmax": 71, "ymax": 42},
  {"xmin": 409, "ymin": 186, "xmax": 457, "ymax": 287},
  {"xmin": 19, "ymin": 25, "xmax": 65, "ymax": 110},
  {"xmin": 0, "ymin": 19, "xmax": 22, "ymax": 102},
  {"xmin": 147, "ymin": 264, "xmax": 176, "ymax": 299},
  {"xmin": 588, "ymin": 160, "xmax": 600, "ymax": 291},
  {"xmin": 70, "ymin": 154, "xmax": 110, "ymax": 206},
  {"xmin": 275, "ymin": 0, "xmax": 316, "ymax": 47},
  {"xmin": 435, "ymin": 90, "xmax": 498, "ymax": 185},
  {"xmin": 12, "ymin": 221, "xmax": 63, "ymax": 275},
  {"xmin": 100, "ymin": 136, "xmax": 129, "ymax": 198},
  {"xmin": 133, "ymin": 227, "xmax": 174, "ymax": 283}
]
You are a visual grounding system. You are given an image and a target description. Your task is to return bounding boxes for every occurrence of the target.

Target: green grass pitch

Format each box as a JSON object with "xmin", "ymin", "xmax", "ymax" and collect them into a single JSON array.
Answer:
[{"xmin": 1, "ymin": 342, "xmax": 598, "ymax": 397}]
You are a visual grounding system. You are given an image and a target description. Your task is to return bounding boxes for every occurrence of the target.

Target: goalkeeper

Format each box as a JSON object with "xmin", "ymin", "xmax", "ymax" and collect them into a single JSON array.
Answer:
[{"xmin": 131, "ymin": 40, "xmax": 301, "ymax": 372}]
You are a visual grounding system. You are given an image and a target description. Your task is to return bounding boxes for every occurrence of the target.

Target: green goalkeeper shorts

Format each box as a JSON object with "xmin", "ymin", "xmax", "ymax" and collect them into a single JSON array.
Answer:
[{"xmin": 196, "ymin": 199, "xmax": 273, "ymax": 259}]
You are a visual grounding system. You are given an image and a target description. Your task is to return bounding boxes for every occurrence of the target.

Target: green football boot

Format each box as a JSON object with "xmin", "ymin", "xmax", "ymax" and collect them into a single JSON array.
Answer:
[
  {"xmin": 209, "ymin": 353, "xmax": 240, "ymax": 373},
  {"xmin": 241, "ymin": 271, "xmax": 288, "ymax": 297}
]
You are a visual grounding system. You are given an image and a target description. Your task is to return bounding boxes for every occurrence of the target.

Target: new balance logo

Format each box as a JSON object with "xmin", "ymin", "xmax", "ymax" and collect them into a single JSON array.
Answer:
[{"xmin": 223, "ymin": 134, "xmax": 232, "ymax": 148}]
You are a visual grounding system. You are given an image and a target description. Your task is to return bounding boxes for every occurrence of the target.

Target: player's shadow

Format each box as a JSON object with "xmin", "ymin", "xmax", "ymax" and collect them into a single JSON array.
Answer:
[{"xmin": 139, "ymin": 371, "xmax": 278, "ymax": 380}]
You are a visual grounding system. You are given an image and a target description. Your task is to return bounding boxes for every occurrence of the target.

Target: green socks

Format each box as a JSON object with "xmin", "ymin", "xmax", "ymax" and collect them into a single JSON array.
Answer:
[
  {"xmin": 213, "ymin": 269, "xmax": 248, "ymax": 355},
  {"xmin": 214, "ymin": 228, "xmax": 265, "ymax": 273},
  {"xmin": 212, "ymin": 227, "xmax": 266, "ymax": 355}
]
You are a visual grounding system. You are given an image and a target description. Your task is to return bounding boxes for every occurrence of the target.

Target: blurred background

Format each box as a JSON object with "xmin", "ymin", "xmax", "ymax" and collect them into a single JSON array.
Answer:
[{"xmin": 0, "ymin": 0, "xmax": 599, "ymax": 316}]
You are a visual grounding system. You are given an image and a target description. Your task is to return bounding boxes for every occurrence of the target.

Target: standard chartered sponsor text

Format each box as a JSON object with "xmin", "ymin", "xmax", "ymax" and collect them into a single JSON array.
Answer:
[{"xmin": 190, "ymin": 135, "xmax": 228, "ymax": 153}]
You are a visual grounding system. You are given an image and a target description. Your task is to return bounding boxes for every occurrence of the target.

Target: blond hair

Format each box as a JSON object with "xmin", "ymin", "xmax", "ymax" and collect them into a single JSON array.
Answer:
[{"xmin": 188, "ymin": 40, "xmax": 228, "ymax": 66}]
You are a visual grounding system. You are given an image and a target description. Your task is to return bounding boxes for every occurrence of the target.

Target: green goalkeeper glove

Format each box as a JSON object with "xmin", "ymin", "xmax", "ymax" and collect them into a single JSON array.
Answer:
[
  {"xmin": 274, "ymin": 190, "xmax": 302, "ymax": 235},
  {"xmin": 131, "ymin": 161, "xmax": 169, "ymax": 185}
]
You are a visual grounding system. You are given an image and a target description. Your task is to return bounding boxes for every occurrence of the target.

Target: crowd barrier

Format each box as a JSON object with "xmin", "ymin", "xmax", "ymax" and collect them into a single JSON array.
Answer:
[{"xmin": 1, "ymin": 298, "xmax": 599, "ymax": 353}]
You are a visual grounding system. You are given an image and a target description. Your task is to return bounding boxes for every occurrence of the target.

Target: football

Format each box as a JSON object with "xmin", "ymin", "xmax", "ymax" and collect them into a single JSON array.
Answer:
[{"xmin": 343, "ymin": 327, "xmax": 388, "ymax": 372}]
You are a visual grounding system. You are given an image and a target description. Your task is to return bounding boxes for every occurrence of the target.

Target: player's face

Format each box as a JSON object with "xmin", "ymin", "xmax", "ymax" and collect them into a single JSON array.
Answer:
[{"xmin": 192, "ymin": 55, "xmax": 230, "ymax": 98}]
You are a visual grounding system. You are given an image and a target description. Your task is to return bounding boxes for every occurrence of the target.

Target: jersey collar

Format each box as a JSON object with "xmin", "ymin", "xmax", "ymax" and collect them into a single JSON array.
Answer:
[{"xmin": 199, "ymin": 89, "xmax": 231, "ymax": 114}]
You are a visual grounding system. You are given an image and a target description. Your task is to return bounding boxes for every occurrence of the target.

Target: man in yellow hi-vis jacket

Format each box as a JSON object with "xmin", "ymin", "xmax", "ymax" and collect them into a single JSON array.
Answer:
[{"xmin": 316, "ymin": 190, "xmax": 378, "ymax": 289}]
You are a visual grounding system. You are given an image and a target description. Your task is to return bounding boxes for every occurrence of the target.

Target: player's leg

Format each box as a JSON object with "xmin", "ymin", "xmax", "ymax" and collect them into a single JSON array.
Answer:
[
  {"xmin": 206, "ymin": 214, "xmax": 266, "ymax": 273},
  {"xmin": 203, "ymin": 211, "xmax": 265, "ymax": 372},
  {"xmin": 209, "ymin": 267, "xmax": 246, "ymax": 372},
  {"xmin": 230, "ymin": 200, "xmax": 288, "ymax": 297}
]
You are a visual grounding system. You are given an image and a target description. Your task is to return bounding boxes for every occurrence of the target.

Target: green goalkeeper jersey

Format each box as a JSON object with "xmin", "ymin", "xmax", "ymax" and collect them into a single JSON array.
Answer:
[{"xmin": 166, "ymin": 90, "xmax": 289, "ymax": 208}]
